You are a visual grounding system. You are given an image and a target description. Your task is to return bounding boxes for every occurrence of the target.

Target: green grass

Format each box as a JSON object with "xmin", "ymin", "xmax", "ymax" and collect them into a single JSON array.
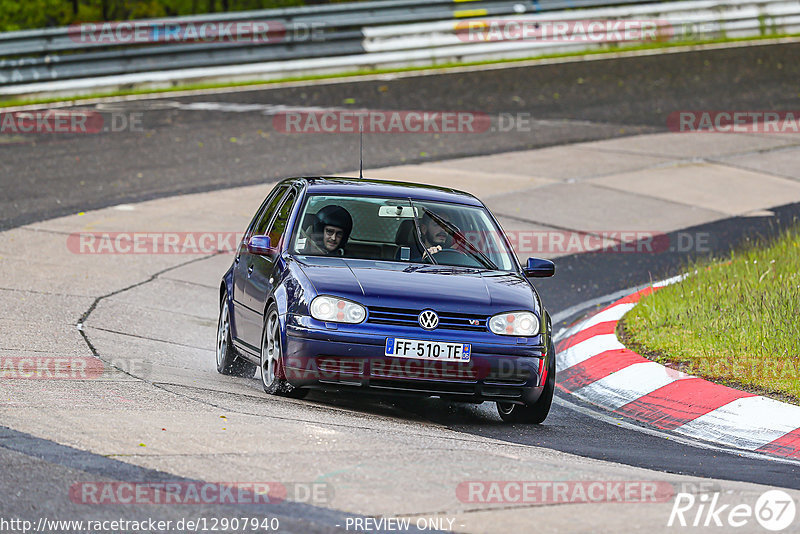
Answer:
[
  {"xmin": 620, "ymin": 224, "xmax": 800, "ymax": 404},
  {"xmin": 2, "ymin": 32, "xmax": 798, "ymax": 108}
]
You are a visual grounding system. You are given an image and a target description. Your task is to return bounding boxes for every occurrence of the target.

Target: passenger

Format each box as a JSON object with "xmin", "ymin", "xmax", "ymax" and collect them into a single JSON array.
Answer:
[{"xmin": 304, "ymin": 205, "xmax": 353, "ymax": 256}]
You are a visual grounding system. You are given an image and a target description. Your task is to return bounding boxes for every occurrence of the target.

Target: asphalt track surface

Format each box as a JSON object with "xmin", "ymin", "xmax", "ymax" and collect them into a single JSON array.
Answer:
[
  {"xmin": 3, "ymin": 40, "xmax": 800, "ymax": 231},
  {"xmin": 3, "ymin": 41, "xmax": 800, "ymax": 530}
]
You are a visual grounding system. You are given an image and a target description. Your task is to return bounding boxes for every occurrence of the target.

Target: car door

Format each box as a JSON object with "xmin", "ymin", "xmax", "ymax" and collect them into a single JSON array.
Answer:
[
  {"xmin": 232, "ymin": 184, "xmax": 290, "ymax": 354},
  {"xmin": 238, "ymin": 187, "xmax": 299, "ymax": 350}
]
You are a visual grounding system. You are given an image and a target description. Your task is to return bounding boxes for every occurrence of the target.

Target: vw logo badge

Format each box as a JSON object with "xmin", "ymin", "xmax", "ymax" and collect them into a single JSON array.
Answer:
[{"xmin": 418, "ymin": 310, "xmax": 439, "ymax": 330}]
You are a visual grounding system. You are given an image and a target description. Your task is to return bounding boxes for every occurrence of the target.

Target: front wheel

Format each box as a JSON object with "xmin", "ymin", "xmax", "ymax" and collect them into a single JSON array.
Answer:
[
  {"xmin": 497, "ymin": 342, "xmax": 555, "ymax": 424},
  {"xmin": 261, "ymin": 303, "xmax": 308, "ymax": 399},
  {"xmin": 216, "ymin": 296, "xmax": 256, "ymax": 378}
]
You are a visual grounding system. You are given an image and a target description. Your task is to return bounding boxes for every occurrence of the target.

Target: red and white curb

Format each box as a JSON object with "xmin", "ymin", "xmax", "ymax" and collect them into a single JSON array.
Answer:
[{"xmin": 554, "ymin": 280, "xmax": 800, "ymax": 460}]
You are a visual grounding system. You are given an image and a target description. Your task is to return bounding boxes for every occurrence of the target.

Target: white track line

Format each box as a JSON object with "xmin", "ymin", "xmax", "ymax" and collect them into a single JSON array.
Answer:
[
  {"xmin": 571, "ymin": 361, "xmax": 692, "ymax": 410},
  {"xmin": 676, "ymin": 396, "xmax": 800, "ymax": 451},
  {"xmin": 560, "ymin": 334, "xmax": 625, "ymax": 369},
  {"xmin": 553, "ymin": 395, "xmax": 800, "ymax": 467},
  {"xmin": 579, "ymin": 302, "xmax": 635, "ymax": 331}
]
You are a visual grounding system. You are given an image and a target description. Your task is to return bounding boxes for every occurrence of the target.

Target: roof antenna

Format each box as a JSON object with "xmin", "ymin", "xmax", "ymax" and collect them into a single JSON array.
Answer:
[{"xmin": 359, "ymin": 122, "xmax": 364, "ymax": 179}]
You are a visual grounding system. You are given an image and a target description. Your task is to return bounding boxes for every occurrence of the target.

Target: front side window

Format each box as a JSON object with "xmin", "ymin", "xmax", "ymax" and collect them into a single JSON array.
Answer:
[{"xmin": 291, "ymin": 194, "xmax": 516, "ymax": 271}]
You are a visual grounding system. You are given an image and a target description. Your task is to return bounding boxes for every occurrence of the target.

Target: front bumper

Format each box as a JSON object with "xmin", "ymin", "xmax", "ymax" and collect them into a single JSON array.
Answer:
[{"xmin": 283, "ymin": 316, "xmax": 546, "ymax": 404}]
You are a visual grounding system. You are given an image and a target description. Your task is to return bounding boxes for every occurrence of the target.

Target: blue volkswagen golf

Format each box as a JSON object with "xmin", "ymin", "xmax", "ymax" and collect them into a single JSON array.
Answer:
[{"xmin": 217, "ymin": 177, "xmax": 556, "ymax": 423}]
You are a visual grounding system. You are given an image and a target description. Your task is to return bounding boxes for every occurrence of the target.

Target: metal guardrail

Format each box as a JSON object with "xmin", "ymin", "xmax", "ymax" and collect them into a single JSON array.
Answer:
[
  {"xmin": 0, "ymin": 0, "xmax": 684, "ymax": 86},
  {"xmin": 0, "ymin": 0, "xmax": 536, "ymax": 68},
  {"xmin": 0, "ymin": 0, "xmax": 798, "ymax": 93},
  {"xmin": 363, "ymin": 0, "xmax": 800, "ymax": 52},
  {"xmin": 0, "ymin": 0, "xmax": 528, "ymax": 56}
]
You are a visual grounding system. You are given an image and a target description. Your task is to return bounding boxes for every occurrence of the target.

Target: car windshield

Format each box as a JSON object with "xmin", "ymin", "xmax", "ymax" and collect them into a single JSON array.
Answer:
[{"xmin": 291, "ymin": 194, "xmax": 517, "ymax": 271}]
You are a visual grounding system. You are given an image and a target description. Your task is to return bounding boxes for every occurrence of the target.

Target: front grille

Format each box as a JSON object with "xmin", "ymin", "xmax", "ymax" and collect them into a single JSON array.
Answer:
[{"xmin": 367, "ymin": 306, "xmax": 486, "ymax": 331}]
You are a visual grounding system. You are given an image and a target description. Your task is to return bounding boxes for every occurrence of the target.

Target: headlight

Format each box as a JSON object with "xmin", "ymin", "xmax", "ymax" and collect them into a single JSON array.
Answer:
[
  {"xmin": 488, "ymin": 311, "xmax": 539, "ymax": 336},
  {"xmin": 310, "ymin": 296, "xmax": 366, "ymax": 324}
]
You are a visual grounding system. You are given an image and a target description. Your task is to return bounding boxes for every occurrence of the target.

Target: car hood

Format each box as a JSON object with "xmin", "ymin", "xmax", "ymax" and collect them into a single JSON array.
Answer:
[{"xmin": 295, "ymin": 256, "xmax": 539, "ymax": 314}]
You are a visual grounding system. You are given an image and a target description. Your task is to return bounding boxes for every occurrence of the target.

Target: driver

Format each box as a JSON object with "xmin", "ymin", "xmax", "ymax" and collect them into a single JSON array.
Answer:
[
  {"xmin": 303, "ymin": 205, "xmax": 353, "ymax": 256},
  {"xmin": 418, "ymin": 212, "xmax": 449, "ymax": 257},
  {"xmin": 400, "ymin": 211, "xmax": 456, "ymax": 262}
]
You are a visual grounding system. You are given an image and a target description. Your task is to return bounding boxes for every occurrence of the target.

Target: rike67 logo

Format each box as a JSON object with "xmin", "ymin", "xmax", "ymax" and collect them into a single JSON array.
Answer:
[{"xmin": 668, "ymin": 490, "xmax": 796, "ymax": 531}]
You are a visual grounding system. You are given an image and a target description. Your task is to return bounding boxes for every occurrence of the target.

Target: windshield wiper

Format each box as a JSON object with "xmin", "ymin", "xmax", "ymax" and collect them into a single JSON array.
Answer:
[
  {"xmin": 424, "ymin": 209, "xmax": 499, "ymax": 270},
  {"xmin": 407, "ymin": 198, "xmax": 438, "ymax": 265}
]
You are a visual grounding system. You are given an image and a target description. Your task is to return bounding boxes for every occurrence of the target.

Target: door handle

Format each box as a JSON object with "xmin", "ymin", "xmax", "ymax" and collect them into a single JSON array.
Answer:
[
  {"xmin": 235, "ymin": 255, "xmax": 240, "ymax": 264},
  {"xmin": 247, "ymin": 265, "xmax": 254, "ymax": 277}
]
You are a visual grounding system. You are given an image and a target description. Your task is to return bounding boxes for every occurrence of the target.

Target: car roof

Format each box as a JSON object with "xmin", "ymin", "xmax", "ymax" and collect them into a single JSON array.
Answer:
[{"xmin": 287, "ymin": 177, "xmax": 483, "ymax": 207}]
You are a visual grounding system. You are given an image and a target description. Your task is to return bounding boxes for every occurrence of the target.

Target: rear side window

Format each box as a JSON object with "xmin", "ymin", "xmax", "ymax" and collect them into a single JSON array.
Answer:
[
  {"xmin": 265, "ymin": 190, "xmax": 297, "ymax": 248},
  {"xmin": 253, "ymin": 186, "xmax": 289, "ymax": 237}
]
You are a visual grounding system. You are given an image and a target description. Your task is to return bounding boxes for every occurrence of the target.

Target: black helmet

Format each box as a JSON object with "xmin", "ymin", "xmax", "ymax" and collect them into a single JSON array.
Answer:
[{"xmin": 313, "ymin": 205, "xmax": 353, "ymax": 248}]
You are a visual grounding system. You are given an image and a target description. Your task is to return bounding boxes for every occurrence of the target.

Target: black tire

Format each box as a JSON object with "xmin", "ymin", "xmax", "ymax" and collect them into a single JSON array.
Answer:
[
  {"xmin": 497, "ymin": 341, "xmax": 556, "ymax": 424},
  {"xmin": 261, "ymin": 303, "xmax": 308, "ymax": 399},
  {"xmin": 216, "ymin": 296, "xmax": 257, "ymax": 378}
]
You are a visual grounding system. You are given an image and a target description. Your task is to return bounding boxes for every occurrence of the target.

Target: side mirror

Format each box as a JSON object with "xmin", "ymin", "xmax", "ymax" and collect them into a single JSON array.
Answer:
[
  {"xmin": 247, "ymin": 235, "xmax": 273, "ymax": 255},
  {"xmin": 524, "ymin": 257, "xmax": 555, "ymax": 278}
]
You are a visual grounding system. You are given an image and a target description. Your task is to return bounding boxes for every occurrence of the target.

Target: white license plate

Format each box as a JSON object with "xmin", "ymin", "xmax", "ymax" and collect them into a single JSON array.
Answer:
[{"xmin": 384, "ymin": 338, "xmax": 471, "ymax": 362}]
